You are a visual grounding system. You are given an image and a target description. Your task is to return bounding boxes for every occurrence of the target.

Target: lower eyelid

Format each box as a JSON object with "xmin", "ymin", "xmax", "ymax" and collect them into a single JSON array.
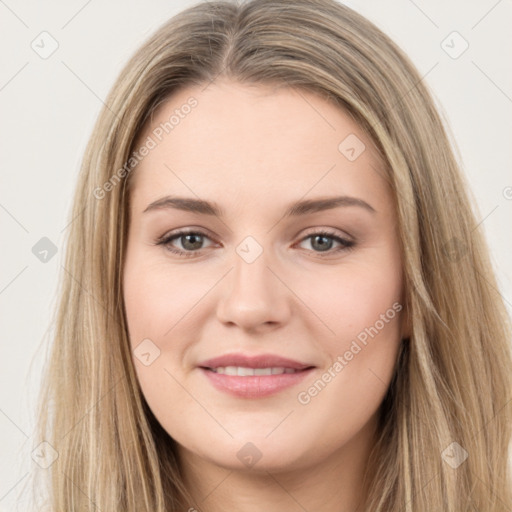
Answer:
[
  {"xmin": 157, "ymin": 230, "xmax": 354, "ymax": 256},
  {"xmin": 163, "ymin": 231, "xmax": 215, "ymax": 250},
  {"xmin": 296, "ymin": 236, "xmax": 354, "ymax": 253},
  {"xmin": 159, "ymin": 228, "xmax": 356, "ymax": 252}
]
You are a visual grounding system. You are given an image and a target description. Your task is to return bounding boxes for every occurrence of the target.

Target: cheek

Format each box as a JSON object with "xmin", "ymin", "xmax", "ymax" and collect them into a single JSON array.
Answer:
[
  {"xmin": 293, "ymin": 269, "xmax": 403, "ymax": 448},
  {"xmin": 123, "ymin": 255, "xmax": 207, "ymax": 344},
  {"xmin": 122, "ymin": 252, "xmax": 219, "ymax": 403},
  {"xmin": 122, "ymin": 255, "xmax": 199, "ymax": 414},
  {"xmin": 292, "ymin": 253, "xmax": 403, "ymax": 401},
  {"xmin": 297, "ymin": 258, "xmax": 403, "ymax": 346},
  {"xmin": 294, "ymin": 256, "xmax": 403, "ymax": 425}
]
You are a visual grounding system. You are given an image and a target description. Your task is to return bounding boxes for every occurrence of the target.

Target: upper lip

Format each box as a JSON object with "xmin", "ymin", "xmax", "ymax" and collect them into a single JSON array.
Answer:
[{"xmin": 199, "ymin": 353, "xmax": 314, "ymax": 370}]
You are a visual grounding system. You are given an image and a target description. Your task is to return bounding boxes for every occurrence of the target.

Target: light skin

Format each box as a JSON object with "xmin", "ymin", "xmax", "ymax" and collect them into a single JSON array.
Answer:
[{"xmin": 123, "ymin": 79, "xmax": 409, "ymax": 511}]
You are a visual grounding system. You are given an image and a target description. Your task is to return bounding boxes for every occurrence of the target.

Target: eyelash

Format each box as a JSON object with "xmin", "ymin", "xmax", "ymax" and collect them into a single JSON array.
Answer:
[{"xmin": 155, "ymin": 228, "xmax": 355, "ymax": 259}]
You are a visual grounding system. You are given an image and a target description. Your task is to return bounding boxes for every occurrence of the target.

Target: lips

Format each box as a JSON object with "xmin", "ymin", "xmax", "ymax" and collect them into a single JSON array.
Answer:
[
  {"xmin": 198, "ymin": 353, "xmax": 314, "ymax": 371},
  {"xmin": 198, "ymin": 353, "xmax": 316, "ymax": 398}
]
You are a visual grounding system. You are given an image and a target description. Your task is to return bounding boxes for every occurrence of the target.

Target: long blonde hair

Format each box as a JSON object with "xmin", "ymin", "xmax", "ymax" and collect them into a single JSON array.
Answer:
[{"xmin": 32, "ymin": 0, "xmax": 512, "ymax": 510}]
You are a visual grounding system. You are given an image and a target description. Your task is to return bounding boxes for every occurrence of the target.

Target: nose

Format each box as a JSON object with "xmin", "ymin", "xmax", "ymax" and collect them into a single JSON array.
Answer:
[{"xmin": 216, "ymin": 246, "xmax": 292, "ymax": 332}]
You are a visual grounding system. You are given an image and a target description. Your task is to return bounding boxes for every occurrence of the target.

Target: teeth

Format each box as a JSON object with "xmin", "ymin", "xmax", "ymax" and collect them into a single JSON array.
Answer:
[{"xmin": 211, "ymin": 366, "xmax": 298, "ymax": 376}]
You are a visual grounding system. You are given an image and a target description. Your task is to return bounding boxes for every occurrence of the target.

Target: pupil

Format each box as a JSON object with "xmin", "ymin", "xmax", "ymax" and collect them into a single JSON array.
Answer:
[
  {"xmin": 183, "ymin": 234, "xmax": 202, "ymax": 250},
  {"xmin": 179, "ymin": 234, "xmax": 334, "ymax": 252},
  {"xmin": 313, "ymin": 235, "xmax": 332, "ymax": 252}
]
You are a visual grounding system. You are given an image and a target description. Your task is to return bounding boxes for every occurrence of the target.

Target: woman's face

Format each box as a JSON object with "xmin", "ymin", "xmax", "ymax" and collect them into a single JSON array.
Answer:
[{"xmin": 123, "ymin": 79, "xmax": 407, "ymax": 474}]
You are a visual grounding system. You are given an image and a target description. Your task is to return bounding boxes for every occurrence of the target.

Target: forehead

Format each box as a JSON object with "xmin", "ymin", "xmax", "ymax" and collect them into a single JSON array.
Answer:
[{"xmin": 128, "ymin": 79, "xmax": 392, "ymax": 216}]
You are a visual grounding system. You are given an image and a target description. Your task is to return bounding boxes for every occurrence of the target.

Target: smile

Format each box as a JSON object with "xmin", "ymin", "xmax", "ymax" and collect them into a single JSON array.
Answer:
[
  {"xmin": 208, "ymin": 366, "xmax": 300, "ymax": 376},
  {"xmin": 200, "ymin": 366, "xmax": 314, "ymax": 398}
]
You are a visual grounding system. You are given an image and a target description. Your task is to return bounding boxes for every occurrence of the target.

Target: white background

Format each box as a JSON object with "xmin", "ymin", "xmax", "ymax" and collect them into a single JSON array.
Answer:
[{"xmin": 1, "ymin": 0, "xmax": 511, "ymax": 509}]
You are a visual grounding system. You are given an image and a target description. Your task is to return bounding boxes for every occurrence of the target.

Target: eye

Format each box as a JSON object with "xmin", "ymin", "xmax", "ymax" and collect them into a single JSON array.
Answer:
[
  {"xmin": 155, "ymin": 228, "xmax": 355, "ymax": 258},
  {"xmin": 156, "ymin": 229, "xmax": 215, "ymax": 258},
  {"xmin": 297, "ymin": 230, "xmax": 355, "ymax": 256}
]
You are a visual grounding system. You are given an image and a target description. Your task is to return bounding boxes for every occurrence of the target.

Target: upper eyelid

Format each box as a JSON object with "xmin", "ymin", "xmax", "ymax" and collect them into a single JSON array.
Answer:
[
  {"xmin": 160, "ymin": 228, "xmax": 217, "ymax": 244},
  {"xmin": 160, "ymin": 227, "xmax": 353, "ymax": 247},
  {"xmin": 158, "ymin": 229, "xmax": 356, "ymax": 261}
]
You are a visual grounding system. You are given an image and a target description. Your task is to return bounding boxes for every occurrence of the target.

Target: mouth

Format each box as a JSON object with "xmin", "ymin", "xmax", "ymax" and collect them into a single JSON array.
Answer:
[
  {"xmin": 198, "ymin": 365, "xmax": 315, "ymax": 398},
  {"xmin": 201, "ymin": 366, "xmax": 310, "ymax": 376}
]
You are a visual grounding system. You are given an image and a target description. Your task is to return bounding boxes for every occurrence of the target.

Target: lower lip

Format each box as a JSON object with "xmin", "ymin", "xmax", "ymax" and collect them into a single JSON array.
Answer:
[{"xmin": 199, "ymin": 367, "xmax": 315, "ymax": 398}]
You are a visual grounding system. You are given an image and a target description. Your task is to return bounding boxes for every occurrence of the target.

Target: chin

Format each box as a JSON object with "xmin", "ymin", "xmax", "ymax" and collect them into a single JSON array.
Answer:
[{"xmin": 192, "ymin": 435, "xmax": 315, "ymax": 473}]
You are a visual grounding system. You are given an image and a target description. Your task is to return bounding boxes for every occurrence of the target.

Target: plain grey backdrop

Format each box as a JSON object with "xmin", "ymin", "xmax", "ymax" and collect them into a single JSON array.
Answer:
[{"xmin": 1, "ymin": 0, "xmax": 511, "ymax": 509}]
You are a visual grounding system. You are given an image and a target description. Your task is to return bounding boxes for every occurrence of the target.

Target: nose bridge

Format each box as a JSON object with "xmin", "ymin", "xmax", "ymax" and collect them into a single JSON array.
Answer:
[
  {"xmin": 232, "ymin": 239, "xmax": 271, "ymax": 295},
  {"xmin": 216, "ymin": 235, "xmax": 290, "ymax": 329}
]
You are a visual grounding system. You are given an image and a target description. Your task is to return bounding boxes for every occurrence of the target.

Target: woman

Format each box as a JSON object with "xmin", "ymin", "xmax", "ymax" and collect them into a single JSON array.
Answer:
[{"xmin": 33, "ymin": 0, "xmax": 512, "ymax": 510}]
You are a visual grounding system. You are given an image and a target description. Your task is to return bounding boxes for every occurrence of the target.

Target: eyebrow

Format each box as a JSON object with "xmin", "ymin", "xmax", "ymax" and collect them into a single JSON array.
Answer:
[{"xmin": 143, "ymin": 195, "xmax": 376, "ymax": 217}]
